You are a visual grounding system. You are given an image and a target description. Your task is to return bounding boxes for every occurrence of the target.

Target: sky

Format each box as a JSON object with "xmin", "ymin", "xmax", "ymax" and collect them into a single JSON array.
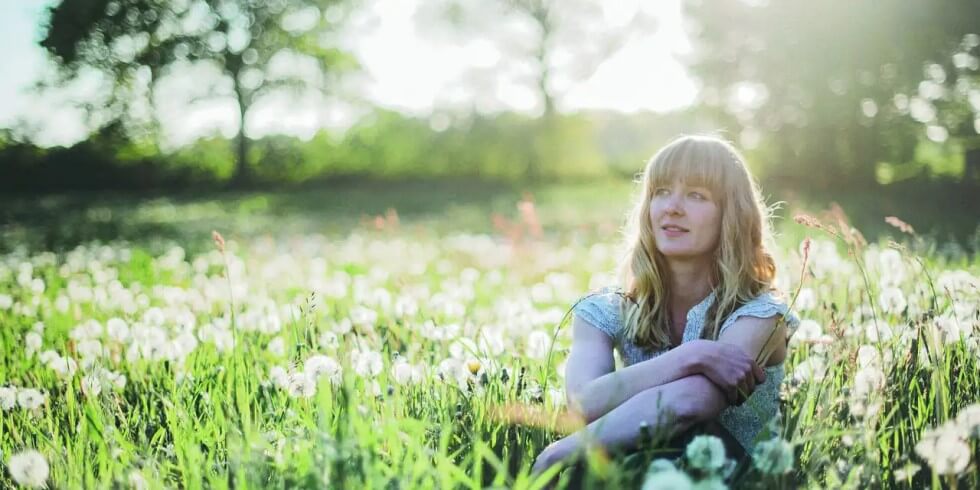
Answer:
[{"xmin": 0, "ymin": 0, "xmax": 697, "ymax": 148}]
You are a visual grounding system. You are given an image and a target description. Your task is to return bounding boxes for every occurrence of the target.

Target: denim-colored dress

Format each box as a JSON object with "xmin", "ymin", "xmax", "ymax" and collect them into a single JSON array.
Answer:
[{"xmin": 572, "ymin": 287, "xmax": 800, "ymax": 452}]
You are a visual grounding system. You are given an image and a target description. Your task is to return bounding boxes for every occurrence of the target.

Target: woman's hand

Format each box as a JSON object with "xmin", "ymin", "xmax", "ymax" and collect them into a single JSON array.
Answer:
[
  {"xmin": 688, "ymin": 339, "xmax": 766, "ymax": 405},
  {"xmin": 531, "ymin": 436, "xmax": 581, "ymax": 478}
]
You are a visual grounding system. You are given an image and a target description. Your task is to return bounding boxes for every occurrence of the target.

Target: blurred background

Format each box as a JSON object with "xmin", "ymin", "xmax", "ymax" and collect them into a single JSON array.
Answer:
[{"xmin": 1, "ymin": 0, "xmax": 978, "ymax": 251}]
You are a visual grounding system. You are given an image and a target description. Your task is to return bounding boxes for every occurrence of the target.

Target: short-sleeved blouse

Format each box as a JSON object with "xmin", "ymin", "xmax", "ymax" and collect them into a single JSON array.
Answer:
[{"xmin": 572, "ymin": 287, "xmax": 800, "ymax": 452}]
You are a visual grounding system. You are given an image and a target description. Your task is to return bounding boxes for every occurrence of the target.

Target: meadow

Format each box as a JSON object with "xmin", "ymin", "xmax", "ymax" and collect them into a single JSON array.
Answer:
[{"xmin": 1, "ymin": 182, "xmax": 978, "ymax": 489}]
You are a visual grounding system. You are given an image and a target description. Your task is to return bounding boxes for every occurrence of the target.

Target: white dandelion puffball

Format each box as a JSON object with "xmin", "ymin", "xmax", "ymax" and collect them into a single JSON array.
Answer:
[
  {"xmin": 0, "ymin": 386, "xmax": 17, "ymax": 410},
  {"xmin": 352, "ymin": 349, "xmax": 383, "ymax": 377},
  {"xmin": 955, "ymin": 403, "xmax": 980, "ymax": 437},
  {"xmin": 752, "ymin": 438, "xmax": 794, "ymax": 475},
  {"xmin": 525, "ymin": 330, "xmax": 552, "ymax": 360},
  {"xmin": 17, "ymin": 388, "xmax": 46, "ymax": 410},
  {"xmin": 915, "ymin": 425, "xmax": 972, "ymax": 475},
  {"xmin": 286, "ymin": 372, "xmax": 316, "ymax": 398},
  {"xmin": 7, "ymin": 449, "xmax": 49, "ymax": 488},
  {"xmin": 645, "ymin": 458, "xmax": 677, "ymax": 475},
  {"xmin": 641, "ymin": 469, "xmax": 693, "ymax": 490},
  {"xmin": 304, "ymin": 355, "xmax": 341, "ymax": 384},
  {"xmin": 267, "ymin": 337, "xmax": 285, "ymax": 357},
  {"xmin": 685, "ymin": 435, "xmax": 727, "ymax": 472}
]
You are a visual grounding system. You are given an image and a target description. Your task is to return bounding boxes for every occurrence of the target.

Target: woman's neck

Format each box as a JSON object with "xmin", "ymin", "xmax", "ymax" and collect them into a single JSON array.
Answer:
[{"xmin": 667, "ymin": 259, "xmax": 715, "ymax": 314}]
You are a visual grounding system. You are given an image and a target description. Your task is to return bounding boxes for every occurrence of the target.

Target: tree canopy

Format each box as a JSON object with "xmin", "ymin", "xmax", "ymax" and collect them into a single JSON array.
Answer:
[{"xmin": 41, "ymin": 0, "xmax": 359, "ymax": 184}]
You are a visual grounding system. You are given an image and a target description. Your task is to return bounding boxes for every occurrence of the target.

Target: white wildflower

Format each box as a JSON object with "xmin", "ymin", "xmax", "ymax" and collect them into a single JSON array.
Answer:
[
  {"xmin": 915, "ymin": 424, "xmax": 971, "ymax": 475},
  {"xmin": 70, "ymin": 319, "xmax": 102, "ymax": 340},
  {"xmin": 267, "ymin": 336, "xmax": 286, "ymax": 357},
  {"xmin": 25, "ymin": 332, "xmax": 42, "ymax": 358},
  {"xmin": 268, "ymin": 366, "xmax": 289, "ymax": 389},
  {"xmin": 106, "ymin": 318, "xmax": 130, "ymax": 342},
  {"xmin": 864, "ymin": 321, "xmax": 894, "ymax": 342},
  {"xmin": 0, "ymin": 386, "xmax": 17, "ymax": 410},
  {"xmin": 391, "ymin": 360, "xmax": 424, "ymax": 385},
  {"xmin": 333, "ymin": 318, "xmax": 353, "ymax": 335},
  {"xmin": 790, "ymin": 319, "xmax": 822, "ymax": 345},
  {"xmin": 645, "ymin": 458, "xmax": 677, "ymax": 474},
  {"xmin": 76, "ymin": 339, "xmax": 106, "ymax": 360},
  {"xmin": 349, "ymin": 306, "xmax": 377, "ymax": 328},
  {"xmin": 352, "ymin": 349, "xmax": 383, "ymax": 377},
  {"xmin": 791, "ymin": 357, "xmax": 826, "ymax": 383},
  {"xmin": 6, "ymin": 449, "xmax": 49, "ymax": 488},
  {"xmin": 893, "ymin": 462, "xmax": 920, "ymax": 481},
  {"xmin": 317, "ymin": 331, "xmax": 339, "ymax": 350},
  {"xmin": 752, "ymin": 438, "xmax": 794, "ymax": 475},
  {"xmin": 878, "ymin": 287, "xmax": 907, "ymax": 315},
  {"xmin": 82, "ymin": 374, "xmax": 104, "ymax": 397},
  {"xmin": 17, "ymin": 388, "xmax": 46, "ymax": 410},
  {"xmin": 286, "ymin": 372, "xmax": 316, "ymax": 398},
  {"xmin": 0, "ymin": 293, "xmax": 13, "ymax": 310},
  {"xmin": 55, "ymin": 295, "xmax": 70, "ymax": 312},
  {"xmin": 304, "ymin": 355, "xmax": 342, "ymax": 385},
  {"xmin": 128, "ymin": 470, "xmax": 148, "ymax": 490},
  {"xmin": 685, "ymin": 435, "xmax": 727, "ymax": 472},
  {"xmin": 47, "ymin": 355, "xmax": 78, "ymax": 378},
  {"xmin": 641, "ymin": 469, "xmax": 693, "ymax": 490},
  {"xmin": 955, "ymin": 403, "xmax": 980, "ymax": 438},
  {"xmin": 794, "ymin": 287, "xmax": 817, "ymax": 311},
  {"xmin": 525, "ymin": 330, "xmax": 552, "ymax": 360}
]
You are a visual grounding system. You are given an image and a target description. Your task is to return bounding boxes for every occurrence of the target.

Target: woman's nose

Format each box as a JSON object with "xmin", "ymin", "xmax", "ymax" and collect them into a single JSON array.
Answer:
[{"xmin": 665, "ymin": 194, "xmax": 684, "ymax": 215}]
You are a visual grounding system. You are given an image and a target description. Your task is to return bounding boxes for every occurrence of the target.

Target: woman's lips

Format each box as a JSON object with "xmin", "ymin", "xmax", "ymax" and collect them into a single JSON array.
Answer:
[{"xmin": 661, "ymin": 225, "xmax": 689, "ymax": 237}]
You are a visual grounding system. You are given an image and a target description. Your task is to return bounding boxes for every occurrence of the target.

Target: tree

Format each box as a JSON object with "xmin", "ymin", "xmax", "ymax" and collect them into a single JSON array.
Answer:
[
  {"xmin": 417, "ymin": 0, "xmax": 655, "ymax": 179},
  {"xmin": 683, "ymin": 0, "xmax": 980, "ymax": 188},
  {"xmin": 41, "ymin": 0, "xmax": 358, "ymax": 185}
]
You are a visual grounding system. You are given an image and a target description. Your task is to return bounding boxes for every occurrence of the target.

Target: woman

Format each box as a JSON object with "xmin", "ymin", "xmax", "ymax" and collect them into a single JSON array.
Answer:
[{"xmin": 532, "ymin": 134, "xmax": 799, "ymax": 480}]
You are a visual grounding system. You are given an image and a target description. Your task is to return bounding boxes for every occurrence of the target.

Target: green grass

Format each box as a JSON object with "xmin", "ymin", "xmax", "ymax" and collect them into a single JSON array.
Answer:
[{"xmin": 0, "ymin": 182, "xmax": 978, "ymax": 488}]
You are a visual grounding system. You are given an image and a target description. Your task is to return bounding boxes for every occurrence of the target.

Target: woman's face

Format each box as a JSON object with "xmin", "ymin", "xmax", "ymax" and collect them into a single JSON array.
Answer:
[{"xmin": 649, "ymin": 179, "xmax": 722, "ymax": 261}]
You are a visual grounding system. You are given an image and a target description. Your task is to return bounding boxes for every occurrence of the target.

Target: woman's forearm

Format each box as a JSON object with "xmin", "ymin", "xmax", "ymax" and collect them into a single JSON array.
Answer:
[
  {"xmin": 568, "ymin": 375, "xmax": 727, "ymax": 455},
  {"xmin": 569, "ymin": 341, "xmax": 706, "ymax": 423}
]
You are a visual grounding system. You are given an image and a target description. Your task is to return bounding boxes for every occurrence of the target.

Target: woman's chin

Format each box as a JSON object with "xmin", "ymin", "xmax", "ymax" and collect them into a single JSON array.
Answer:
[{"xmin": 658, "ymin": 249, "xmax": 711, "ymax": 262}]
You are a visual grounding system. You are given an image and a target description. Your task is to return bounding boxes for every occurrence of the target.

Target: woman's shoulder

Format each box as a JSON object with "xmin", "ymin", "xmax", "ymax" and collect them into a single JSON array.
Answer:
[
  {"xmin": 721, "ymin": 290, "xmax": 802, "ymax": 335},
  {"xmin": 570, "ymin": 286, "xmax": 629, "ymax": 340}
]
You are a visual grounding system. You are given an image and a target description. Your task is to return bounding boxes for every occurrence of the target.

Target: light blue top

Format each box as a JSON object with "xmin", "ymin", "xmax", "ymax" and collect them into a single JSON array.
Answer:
[{"xmin": 572, "ymin": 287, "xmax": 800, "ymax": 452}]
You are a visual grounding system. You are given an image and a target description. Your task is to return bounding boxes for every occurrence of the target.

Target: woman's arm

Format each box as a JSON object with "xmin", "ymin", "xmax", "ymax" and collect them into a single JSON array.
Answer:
[
  {"xmin": 534, "ymin": 374, "xmax": 726, "ymax": 474},
  {"xmin": 535, "ymin": 315, "xmax": 784, "ymax": 474},
  {"xmin": 567, "ymin": 315, "xmax": 764, "ymax": 423},
  {"xmin": 566, "ymin": 315, "xmax": 707, "ymax": 422}
]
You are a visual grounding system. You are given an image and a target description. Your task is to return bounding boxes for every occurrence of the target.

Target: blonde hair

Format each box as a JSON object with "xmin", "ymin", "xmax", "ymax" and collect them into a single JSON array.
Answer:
[{"xmin": 619, "ymin": 134, "xmax": 778, "ymax": 349}]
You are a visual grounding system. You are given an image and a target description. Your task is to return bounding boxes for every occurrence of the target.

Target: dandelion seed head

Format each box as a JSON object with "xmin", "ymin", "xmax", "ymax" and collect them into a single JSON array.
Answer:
[
  {"xmin": 286, "ymin": 372, "xmax": 316, "ymax": 398},
  {"xmin": 878, "ymin": 287, "xmax": 907, "ymax": 315},
  {"xmin": 685, "ymin": 435, "xmax": 727, "ymax": 472},
  {"xmin": 305, "ymin": 355, "xmax": 342, "ymax": 385},
  {"xmin": 0, "ymin": 386, "xmax": 17, "ymax": 410},
  {"xmin": 752, "ymin": 438, "xmax": 794, "ymax": 475},
  {"xmin": 915, "ymin": 425, "xmax": 971, "ymax": 475},
  {"xmin": 641, "ymin": 469, "xmax": 693, "ymax": 490},
  {"xmin": 6, "ymin": 449, "xmax": 49, "ymax": 488},
  {"xmin": 955, "ymin": 403, "xmax": 980, "ymax": 438},
  {"xmin": 525, "ymin": 330, "xmax": 551, "ymax": 360}
]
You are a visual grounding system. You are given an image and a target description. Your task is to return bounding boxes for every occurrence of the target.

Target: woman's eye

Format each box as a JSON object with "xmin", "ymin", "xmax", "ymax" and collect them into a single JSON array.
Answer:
[
  {"xmin": 654, "ymin": 188, "xmax": 670, "ymax": 196},
  {"xmin": 689, "ymin": 192, "xmax": 707, "ymax": 200}
]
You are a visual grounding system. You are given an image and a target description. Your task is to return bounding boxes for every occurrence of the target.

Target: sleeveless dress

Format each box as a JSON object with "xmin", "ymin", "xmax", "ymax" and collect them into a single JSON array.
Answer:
[{"xmin": 572, "ymin": 287, "xmax": 800, "ymax": 452}]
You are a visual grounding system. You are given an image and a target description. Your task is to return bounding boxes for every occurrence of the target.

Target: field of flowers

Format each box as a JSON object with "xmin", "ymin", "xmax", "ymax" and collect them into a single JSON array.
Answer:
[{"xmin": 1, "ymin": 186, "xmax": 978, "ymax": 489}]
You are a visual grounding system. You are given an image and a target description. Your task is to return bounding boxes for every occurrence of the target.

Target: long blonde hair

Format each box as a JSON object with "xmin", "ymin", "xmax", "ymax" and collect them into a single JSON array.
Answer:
[{"xmin": 619, "ymin": 134, "xmax": 778, "ymax": 349}]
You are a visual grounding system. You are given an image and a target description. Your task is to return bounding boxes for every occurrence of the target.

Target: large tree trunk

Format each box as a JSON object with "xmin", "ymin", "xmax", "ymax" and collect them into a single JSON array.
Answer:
[
  {"xmin": 231, "ymin": 78, "xmax": 250, "ymax": 188},
  {"xmin": 527, "ymin": 5, "xmax": 554, "ymax": 182}
]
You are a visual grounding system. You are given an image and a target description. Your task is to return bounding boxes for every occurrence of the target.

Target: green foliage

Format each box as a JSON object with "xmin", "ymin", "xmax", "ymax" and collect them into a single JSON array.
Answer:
[
  {"xmin": 0, "ymin": 190, "xmax": 979, "ymax": 488},
  {"xmin": 684, "ymin": 0, "xmax": 980, "ymax": 189},
  {"xmin": 40, "ymin": 0, "xmax": 360, "ymax": 184}
]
